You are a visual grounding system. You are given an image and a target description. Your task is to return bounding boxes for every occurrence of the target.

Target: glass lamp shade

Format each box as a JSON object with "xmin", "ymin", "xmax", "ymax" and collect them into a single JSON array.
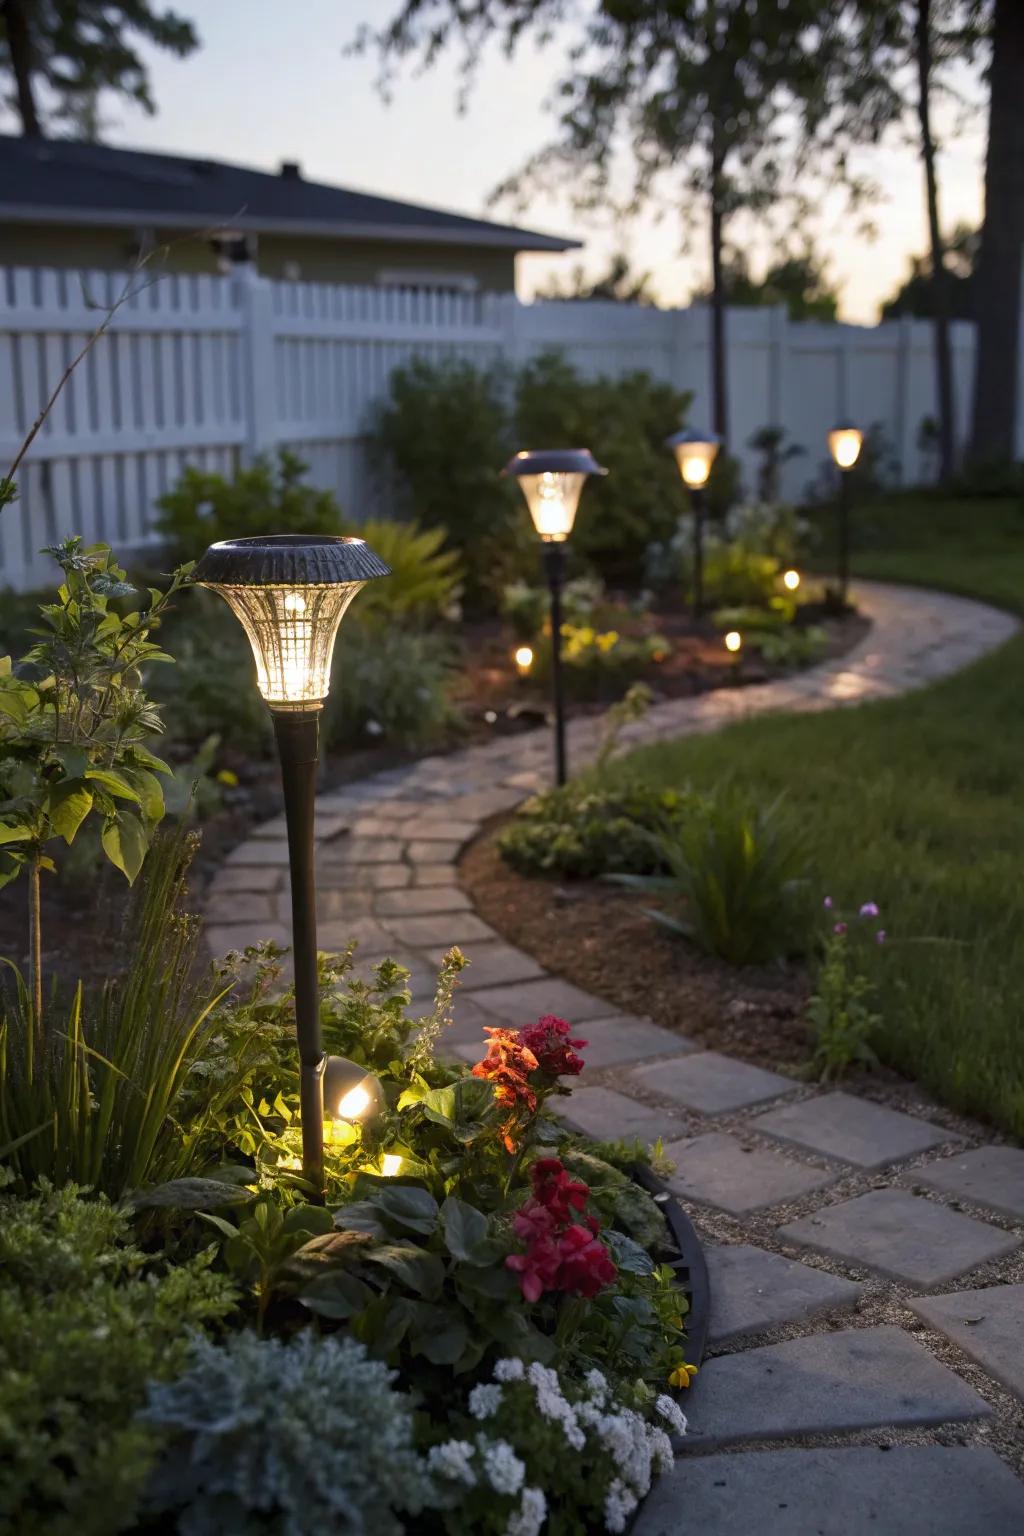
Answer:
[
  {"xmin": 828, "ymin": 423, "xmax": 863, "ymax": 470},
  {"xmin": 665, "ymin": 429, "xmax": 721, "ymax": 488},
  {"xmin": 502, "ymin": 449, "xmax": 608, "ymax": 542},
  {"xmin": 193, "ymin": 535, "xmax": 390, "ymax": 711}
]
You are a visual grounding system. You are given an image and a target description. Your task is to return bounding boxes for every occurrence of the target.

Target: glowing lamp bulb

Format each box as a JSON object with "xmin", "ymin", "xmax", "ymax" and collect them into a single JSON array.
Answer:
[
  {"xmin": 514, "ymin": 644, "xmax": 534, "ymax": 675},
  {"xmin": 337, "ymin": 1083, "xmax": 371, "ymax": 1120},
  {"xmin": 828, "ymin": 425, "xmax": 863, "ymax": 470},
  {"xmin": 381, "ymin": 1154, "xmax": 403, "ymax": 1177},
  {"xmin": 681, "ymin": 457, "xmax": 712, "ymax": 488},
  {"xmin": 783, "ymin": 569, "xmax": 801, "ymax": 592},
  {"xmin": 667, "ymin": 430, "xmax": 720, "ymax": 490},
  {"xmin": 724, "ymin": 630, "xmax": 743, "ymax": 654}
]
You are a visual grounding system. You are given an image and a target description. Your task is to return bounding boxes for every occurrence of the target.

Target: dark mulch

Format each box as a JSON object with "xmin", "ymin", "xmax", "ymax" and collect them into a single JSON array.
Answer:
[{"xmin": 460, "ymin": 826, "xmax": 812, "ymax": 1075}]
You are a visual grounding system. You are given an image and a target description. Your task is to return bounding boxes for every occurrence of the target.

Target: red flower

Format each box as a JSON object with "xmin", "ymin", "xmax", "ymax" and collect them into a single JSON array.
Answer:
[
  {"xmin": 505, "ymin": 1156, "xmax": 617, "ymax": 1303},
  {"xmin": 472, "ymin": 1028, "xmax": 539, "ymax": 1114},
  {"xmin": 517, "ymin": 1016, "xmax": 587, "ymax": 1078}
]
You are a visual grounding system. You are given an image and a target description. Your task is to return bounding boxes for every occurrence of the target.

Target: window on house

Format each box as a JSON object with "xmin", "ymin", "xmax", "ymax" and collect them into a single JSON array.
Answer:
[{"xmin": 376, "ymin": 268, "xmax": 479, "ymax": 295}]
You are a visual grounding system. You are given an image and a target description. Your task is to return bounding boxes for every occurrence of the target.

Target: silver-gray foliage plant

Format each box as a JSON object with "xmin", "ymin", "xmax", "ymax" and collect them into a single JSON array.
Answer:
[{"xmin": 140, "ymin": 1329, "xmax": 433, "ymax": 1536}]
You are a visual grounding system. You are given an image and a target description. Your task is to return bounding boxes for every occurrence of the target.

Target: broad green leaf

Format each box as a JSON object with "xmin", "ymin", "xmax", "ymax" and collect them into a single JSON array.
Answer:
[
  {"xmin": 375, "ymin": 1185, "xmax": 439, "ymax": 1235},
  {"xmin": 0, "ymin": 822, "xmax": 33, "ymax": 846},
  {"xmin": 130, "ymin": 744, "xmax": 173, "ymax": 775},
  {"xmin": 408, "ymin": 1302, "xmax": 469, "ymax": 1365},
  {"xmin": 282, "ymin": 1203, "xmax": 335, "ymax": 1236},
  {"xmin": 605, "ymin": 1229, "xmax": 655, "ymax": 1275},
  {"xmin": 0, "ymin": 657, "xmax": 10, "ymax": 677},
  {"xmin": 53, "ymin": 745, "xmax": 90, "ymax": 778},
  {"xmin": 85, "ymin": 768, "xmax": 142, "ymax": 803},
  {"xmin": 441, "ymin": 1195, "xmax": 490, "ymax": 1263},
  {"xmin": 127, "ymin": 1177, "xmax": 256, "ymax": 1211},
  {"xmin": 362, "ymin": 1242, "xmax": 445, "ymax": 1298},
  {"xmin": 120, "ymin": 766, "xmax": 165, "ymax": 824},
  {"xmin": 0, "ymin": 691, "xmax": 29, "ymax": 726},
  {"xmin": 299, "ymin": 1270, "xmax": 374, "ymax": 1320},
  {"xmin": 101, "ymin": 812, "xmax": 148, "ymax": 884},
  {"xmin": 420, "ymin": 1085, "xmax": 456, "ymax": 1126},
  {"xmin": 333, "ymin": 1201, "xmax": 388, "ymax": 1238},
  {"xmin": 46, "ymin": 781, "xmax": 93, "ymax": 844}
]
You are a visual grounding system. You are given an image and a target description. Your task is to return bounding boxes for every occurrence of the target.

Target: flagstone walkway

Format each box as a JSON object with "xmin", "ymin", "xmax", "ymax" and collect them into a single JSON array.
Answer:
[{"xmin": 206, "ymin": 580, "xmax": 1024, "ymax": 1535}]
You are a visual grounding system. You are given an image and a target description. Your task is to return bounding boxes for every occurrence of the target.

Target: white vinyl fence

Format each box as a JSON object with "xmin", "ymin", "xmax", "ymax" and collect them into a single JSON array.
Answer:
[{"xmin": 0, "ymin": 262, "xmax": 993, "ymax": 592}]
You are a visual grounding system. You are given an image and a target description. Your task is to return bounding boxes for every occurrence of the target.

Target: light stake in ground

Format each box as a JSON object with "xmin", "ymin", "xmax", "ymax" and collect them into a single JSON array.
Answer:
[
  {"xmin": 502, "ymin": 448, "xmax": 607, "ymax": 786},
  {"xmin": 827, "ymin": 423, "xmax": 864, "ymax": 603},
  {"xmin": 193, "ymin": 533, "xmax": 390, "ymax": 1191},
  {"xmin": 666, "ymin": 429, "xmax": 721, "ymax": 620}
]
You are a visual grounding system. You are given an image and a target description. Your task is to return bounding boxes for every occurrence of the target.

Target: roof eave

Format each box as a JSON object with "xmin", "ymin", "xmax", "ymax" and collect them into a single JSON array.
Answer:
[{"xmin": 0, "ymin": 202, "xmax": 582, "ymax": 253}]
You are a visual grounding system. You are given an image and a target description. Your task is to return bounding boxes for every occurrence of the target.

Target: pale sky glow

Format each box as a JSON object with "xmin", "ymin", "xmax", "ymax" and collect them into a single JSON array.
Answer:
[{"xmin": 72, "ymin": 0, "xmax": 987, "ymax": 324}]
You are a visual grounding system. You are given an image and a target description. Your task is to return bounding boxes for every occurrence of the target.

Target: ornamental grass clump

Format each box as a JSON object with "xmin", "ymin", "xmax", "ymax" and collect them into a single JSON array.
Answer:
[
  {"xmin": 428, "ymin": 1357, "xmax": 687, "ymax": 1536},
  {"xmin": 141, "ymin": 1330, "xmax": 431, "ymax": 1536}
]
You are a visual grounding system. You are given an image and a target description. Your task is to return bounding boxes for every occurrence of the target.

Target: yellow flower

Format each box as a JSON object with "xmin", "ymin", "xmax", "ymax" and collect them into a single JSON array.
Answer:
[
  {"xmin": 668, "ymin": 1362, "xmax": 699, "ymax": 1390},
  {"xmin": 216, "ymin": 769, "xmax": 239, "ymax": 787}
]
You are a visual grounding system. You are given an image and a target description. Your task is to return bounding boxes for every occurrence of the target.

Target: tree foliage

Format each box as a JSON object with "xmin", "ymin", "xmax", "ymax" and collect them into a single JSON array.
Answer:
[{"xmin": 0, "ymin": 0, "xmax": 198, "ymax": 137}]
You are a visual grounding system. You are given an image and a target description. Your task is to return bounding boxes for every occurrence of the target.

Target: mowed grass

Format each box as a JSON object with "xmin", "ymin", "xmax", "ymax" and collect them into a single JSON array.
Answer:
[{"xmin": 604, "ymin": 495, "xmax": 1024, "ymax": 1138}]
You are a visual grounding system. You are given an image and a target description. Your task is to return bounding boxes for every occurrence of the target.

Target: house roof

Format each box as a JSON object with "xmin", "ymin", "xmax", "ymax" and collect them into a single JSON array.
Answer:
[{"xmin": 0, "ymin": 135, "xmax": 581, "ymax": 253}]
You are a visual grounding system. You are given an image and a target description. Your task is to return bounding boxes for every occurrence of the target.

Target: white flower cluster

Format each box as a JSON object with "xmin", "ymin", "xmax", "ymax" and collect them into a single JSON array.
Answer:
[
  {"xmin": 654, "ymin": 1392, "xmax": 688, "ymax": 1437},
  {"xmin": 428, "ymin": 1425, "xmax": 544, "ymax": 1535},
  {"xmin": 469, "ymin": 1382, "xmax": 505, "ymax": 1420},
  {"xmin": 427, "ymin": 1439, "xmax": 477, "ymax": 1488},
  {"xmin": 506, "ymin": 1485, "xmax": 548, "ymax": 1536},
  {"xmin": 575, "ymin": 1369, "xmax": 680, "ymax": 1533}
]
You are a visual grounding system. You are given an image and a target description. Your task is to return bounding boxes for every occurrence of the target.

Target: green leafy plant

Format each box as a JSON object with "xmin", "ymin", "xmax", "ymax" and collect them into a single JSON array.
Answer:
[
  {"xmin": 342, "ymin": 517, "xmax": 463, "ymax": 627},
  {"xmin": 612, "ymin": 790, "xmax": 810, "ymax": 964},
  {"xmin": 0, "ymin": 540, "xmax": 190, "ymax": 1016},
  {"xmin": 749, "ymin": 425, "xmax": 806, "ymax": 503},
  {"xmin": 141, "ymin": 1330, "xmax": 431, "ymax": 1536},
  {"xmin": 324, "ymin": 622, "xmax": 461, "ymax": 751},
  {"xmin": 514, "ymin": 351, "xmax": 691, "ymax": 585},
  {"xmin": 498, "ymin": 780, "xmax": 700, "ymax": 881},
  {"xmin": 0, "ymin": 829, "xmax": 277, "ymax": 1196},
  {"xmin": 154, "ymin": 448, "xmax": 343, "ymax": 561},
  {"xmin": 808, "ymin": 898, "xmax": 885, "ymax": 1081},
  {"xmin": 0, "ymin": 1180, "xmax": 237, "ymax": 1536}
]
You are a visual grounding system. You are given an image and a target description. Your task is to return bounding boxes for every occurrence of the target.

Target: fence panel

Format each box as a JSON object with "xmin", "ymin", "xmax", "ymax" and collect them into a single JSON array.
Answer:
[{"xmin": 0, "ymin": 263, "xmax": 1010, "ymax": 591}]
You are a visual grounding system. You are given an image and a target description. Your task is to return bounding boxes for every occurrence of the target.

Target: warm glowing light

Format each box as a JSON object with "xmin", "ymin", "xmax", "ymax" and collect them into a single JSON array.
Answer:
[
  {"xmin": 724, "ymin": 630, "xmax": 743, "ymax": 654},
  {"xmin": 783, "ymin": 569, "xmax": 801, "ymax": 592},
  {"xmin": 514, "ymin": 644, "xmax": 534, "ymax": 675},
  {"xmin": 519, "ymin": 469, "xmax": 586, "ymax": 541},
  {"xmin": 206, "ymin": 583, "xmax": 364, "ymax": 710},
  {"xmin": 337, "ymin": 1083, "xmax": 371, "ymax": 1120},
  {"xmin": 381, "ymin": 1154, "xmax": 403, "ymax": 1177},
  {"xmin": 828, "ymin": 425, "xmax": 864, "ymax": 470},
  {"xmin": 667, "ymin": 431, "xmax": 720, "ymax": 490}
]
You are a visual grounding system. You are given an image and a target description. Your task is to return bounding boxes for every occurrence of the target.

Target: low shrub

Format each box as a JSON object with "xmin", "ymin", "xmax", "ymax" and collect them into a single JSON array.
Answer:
[
  {"xmin": 498, "ymin": 782, "xmax": 701, "ymax": 880},
  {"xmin": 154, "ymin": 448, "xmax": 343, "ymax": 561},
  {"xmin": 612, "ymin": 790, "xmax": 811, "ymax": 964},
  {"xmin": 345, "ymin": 516, "xmax": 463, "ymax": 627},
  {"xmin": 324, "ymin": 623, "xmax": 461, "ymax": 750},
  {"xmin": 142, "ymin": 1330, "xmax": 431, "ymax": 1536},
  {"xmin": 0, "ymin": 1180, "xmax": 237, "ymax": 1536}
]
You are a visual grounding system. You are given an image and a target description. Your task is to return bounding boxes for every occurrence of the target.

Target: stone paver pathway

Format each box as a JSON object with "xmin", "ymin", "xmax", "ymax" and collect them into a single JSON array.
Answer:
[{"xmin": 206, "ymin": 580, "xmax": 1024, "ymax": 1534}]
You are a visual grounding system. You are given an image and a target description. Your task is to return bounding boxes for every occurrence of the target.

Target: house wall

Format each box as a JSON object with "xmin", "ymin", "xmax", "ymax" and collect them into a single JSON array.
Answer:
[
  {"xmin": 0, "ymin": 223, "xmax": 518, "ymax": 290},
  {"xmin": 0, "ymin": 264, "xmax": 1016, "ymax": 594}
]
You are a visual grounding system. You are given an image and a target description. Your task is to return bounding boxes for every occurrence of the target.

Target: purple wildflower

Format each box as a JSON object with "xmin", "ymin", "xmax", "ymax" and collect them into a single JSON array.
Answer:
[
  {"xmin": 823, "ymin": 896, "xmax": 834, "ymax": 910},
  {"xmin": 833, "ymin": 921, "xmax": 848, "ymax": 936},
  {"xmin": 859, "ymin": 902, "xmax": 880, "ymax": 919},
  {"xmin": 876, "ymin": 929, "xmax": 887, "ymax": 944}
]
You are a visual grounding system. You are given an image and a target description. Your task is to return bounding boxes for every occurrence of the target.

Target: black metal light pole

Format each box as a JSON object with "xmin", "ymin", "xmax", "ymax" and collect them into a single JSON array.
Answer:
[
  {"xmin": 665, "ymin": 429, "xmax": 720, "ymax": 621},
  {"xmin": 194, "ymin": 534, "xmax": 389, "ymax": 1191},
  {"xmin": 502, "ymin": 448, "xmax": 608, "ymax": 789},
  {"xmin": 827, "ymin": 423, "xmax": 864, "ymax": 605}
]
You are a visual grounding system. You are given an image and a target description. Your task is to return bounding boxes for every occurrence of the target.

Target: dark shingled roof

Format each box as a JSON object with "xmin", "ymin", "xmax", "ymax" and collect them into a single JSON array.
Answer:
[{"xmin": 0, "ymin": 135, "xmax": 580, "ymax": 253}]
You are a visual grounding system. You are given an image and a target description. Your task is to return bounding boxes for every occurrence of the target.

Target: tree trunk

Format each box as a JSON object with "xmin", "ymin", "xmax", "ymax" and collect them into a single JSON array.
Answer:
[
  {"xmin": 969, "ymin": 0, "xmax": 1024, "ymax": 466},
  {"xmin": 915, "ymin": 0, "xmax": 955, "ymax": 482},
  {"xmin": 709, "ymin": 122, "xmax": 729, "ymax": 446},
  {"xmin": 1, "ymin": 0, "xmax": 42, "ymax": 138}
]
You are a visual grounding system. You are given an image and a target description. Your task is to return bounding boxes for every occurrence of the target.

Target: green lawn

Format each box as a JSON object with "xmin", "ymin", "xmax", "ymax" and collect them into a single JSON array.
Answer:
[{"xmin": 605, "ymin": 495, "xmax": 1024, "ymax": 1139}]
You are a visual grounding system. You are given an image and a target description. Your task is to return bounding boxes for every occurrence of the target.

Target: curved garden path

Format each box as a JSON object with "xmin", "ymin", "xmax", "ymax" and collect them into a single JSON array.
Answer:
[{"xmin": 207, "ymin": 580, "xmax": 1024, "ymax": 1535}]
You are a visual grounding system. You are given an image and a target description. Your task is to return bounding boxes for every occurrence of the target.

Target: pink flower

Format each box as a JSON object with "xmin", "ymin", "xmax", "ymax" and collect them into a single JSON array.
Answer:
[
  {"xmin": 823, "ymin": 896, "xmax": 834, "ymax": 910},
  {"xmin": 859, "ymin": 902, "xmax": 880, "ymax": 919},
  {"xmin": 833, "ymin": 921, "xmax": 848, "ymax": 936},
  {"xmin": 517, "ymin": 1016, "xmax": 587, "ymax": 1078},
  {"xmin": 876, "ymin": 929, "xmax": 887, "ymax": 944}
]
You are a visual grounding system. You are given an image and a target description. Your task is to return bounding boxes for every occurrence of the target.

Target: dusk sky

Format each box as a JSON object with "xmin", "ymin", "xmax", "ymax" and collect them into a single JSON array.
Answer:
[{"xmin": 59, "ymin": 0, "xmax": 989, "ymax": 323}]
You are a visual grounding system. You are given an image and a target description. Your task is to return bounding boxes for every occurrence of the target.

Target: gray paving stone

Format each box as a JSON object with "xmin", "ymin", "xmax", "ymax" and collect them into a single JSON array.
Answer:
[
  {"xmin": 319, "ymin": 837, "xmax": 407, "ymax": 865},
  {"xmin": 779, "ymin": 1189, "xmax": 1021, "ymax": 1288},
  {"xmin": 316, "ymin": 917, "xmax": 394, "ymax": 954},
  {"xmin": 683, "ymin": 1325, "xmax": 990, "ymax": 1451},
  {"xmin": 753, "ymin": 1090, "xmax": 954, "ymax": 1170},
  {"xmin": 374, "ymin": 886, "xmax": 472, "ymax": 917},
  {"xmin": 557, "ymin": 1086, "xmax": 678, "ymax": 1145},
  {"xmin": 311, "ymin": 888, "xmax": 375, "ymax": 920},
  {"xmin": 706, "ymin": 1242, "xmax": 862, "ymax": 1345},
  {"xmin": 406, "ymin": 839, "xmax": 463, "ymax": 864},
  {"xmin": 917, "ymin": 1145, "xmax": 1024, "ymax": 1222},
  {"xmin": 401, "ymin": 818, "xmax": 480, "ymax": 841},
  {"xmin": 225, "ymin": 839, "xmax": 291, "ymax": 866},
  {"xmin": 205, "ymin": 891, "xmax": 278, "ymax": 924},
  {"xmin": 412, "ymin": 863, "xmax": 460, "ymax": 886},
  {"xmin": 320, "ymin": 862, "xmax": 411, "ymax": 891},
  {"xmin": 631, "ymin": 1051, "xmax": 795, "ymax": 1115},
  {"xmin": 206, "ymin": 921, "xmax": 289, "ymax": 955},
  {"xmin": 468, "ymin": 976, "xmax": 613, "ymax": 1025},
  {"xmin": 665, "ymin": 1131, "xmax": 835, "ymax": 1216},
  {"xmin": 574, "ymin": 1015, "xmax": 694, "ymax": 1071},
  {"xmin": 207, "ymin": 864, "xmax": 283, "ymax": 895},
  {"xmin": 633, "ymin": 1447, "xmax": 1024, "ymax": 1536},
  {"xmin": 381, "ymin": 913, "xmax": 498, "ymax": 949},
  {"xmin": 429, "ymin": 941, "xmax": 545, "ymax": 990},
  {"xmin": 910, "ymin": 1284, "xmax": 1024, "ymax": 1399}
]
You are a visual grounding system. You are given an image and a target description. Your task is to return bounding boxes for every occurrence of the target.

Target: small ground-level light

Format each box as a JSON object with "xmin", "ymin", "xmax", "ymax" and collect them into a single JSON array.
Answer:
[
  {"xmin": 381, "ymin": 1154, "xmax": 403, "ymax": 1177},
  {"xmin": 783, "ymin": 569, "xmax": 801, "ymax": 592},
  {"xmin": 323, "ymin": 1055, "xmax": 383, "ymax": 1124},
  {"xmin": 724, "ymin": 630, "xmax": 743, "ymax": 654},
  {"xmin": 514, "ymin": 644, "xmax": 534, "ymax": 676}
]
